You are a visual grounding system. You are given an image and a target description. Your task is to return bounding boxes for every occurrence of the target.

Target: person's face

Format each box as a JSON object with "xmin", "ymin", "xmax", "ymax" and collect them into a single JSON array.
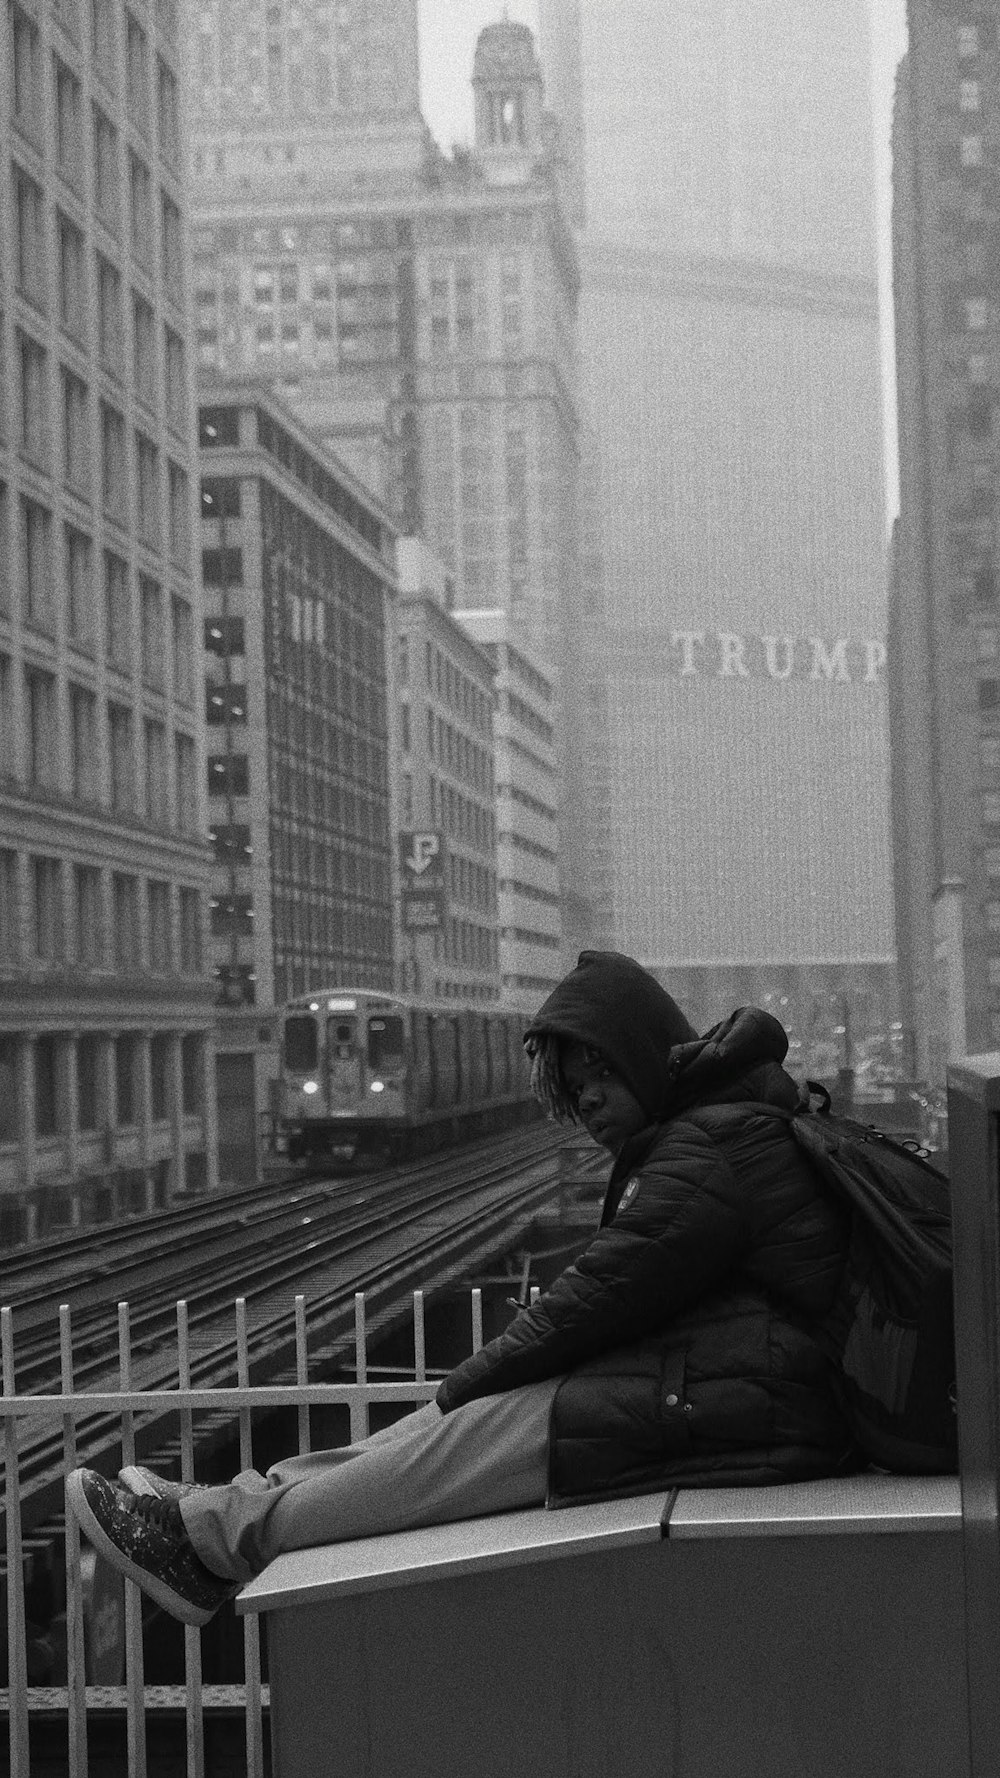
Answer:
[{"xmin": 560, "ymin": 1041, "xmax": 648, "ymax": 1153}]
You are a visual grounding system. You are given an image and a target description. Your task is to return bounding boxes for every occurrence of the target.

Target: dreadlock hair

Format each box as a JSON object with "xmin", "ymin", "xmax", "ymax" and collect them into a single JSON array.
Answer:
[{"xmin": 525, "ymin": 1033, "xmax": 605, "ymax": 1125}]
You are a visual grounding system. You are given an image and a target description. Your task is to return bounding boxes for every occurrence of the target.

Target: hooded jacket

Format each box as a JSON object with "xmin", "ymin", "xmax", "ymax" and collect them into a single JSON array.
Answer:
[{"xmin": 436, "ymin": 952, "xmax": 854, "ymax": 1502}]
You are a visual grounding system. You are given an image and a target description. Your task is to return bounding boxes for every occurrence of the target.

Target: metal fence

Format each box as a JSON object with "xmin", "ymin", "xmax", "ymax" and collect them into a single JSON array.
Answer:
[{"xmin": 1, "ymin": 1286, "xmax": 501, "ymax": 1778}]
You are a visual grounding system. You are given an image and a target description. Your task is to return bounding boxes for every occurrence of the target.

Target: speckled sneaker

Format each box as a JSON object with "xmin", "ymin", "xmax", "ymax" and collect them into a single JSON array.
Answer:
[
  {"xmin": 118, "ymin": 1465, "xmax": 209, "ymax": 1504},
  {"xmin": 66, "ymin": 1469, "xmax": 237, "ymax": 1627}
]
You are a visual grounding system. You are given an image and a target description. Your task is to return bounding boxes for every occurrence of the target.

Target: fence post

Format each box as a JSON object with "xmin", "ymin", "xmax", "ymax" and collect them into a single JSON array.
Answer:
[{"xmin": 947, "ymin": 1053, "xmax": 1000, "ymax": 1777}]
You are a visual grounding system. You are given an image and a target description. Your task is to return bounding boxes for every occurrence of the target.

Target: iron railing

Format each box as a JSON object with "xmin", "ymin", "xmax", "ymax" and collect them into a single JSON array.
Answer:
[{"xmin": 1, "ymin": 1285, "xmax": 502, "ymax": 1778}]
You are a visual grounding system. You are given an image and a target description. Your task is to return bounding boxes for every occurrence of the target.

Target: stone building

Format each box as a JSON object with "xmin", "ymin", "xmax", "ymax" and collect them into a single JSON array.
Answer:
[
  {"xmin": 0, "ymin": 0, "xmax": 216, "ymax": 1241},
  {"xmin": 891, "ymin": 8, "xmax": 1000, "ymax": 1085},
  {"xmin": 456, "ymin": 607, "xmax": 561, "ymax": 1009},
  {"xmin": 197, "ymin": 383, "xmax": 399, "ymax": 1178},
  {"xmin": 394, "ymin": 541, "xmax": 500, "ymax": 1004},
  {"xmin": 539, "ymin": 0, "xmax": 896, "ymax": 1039}
]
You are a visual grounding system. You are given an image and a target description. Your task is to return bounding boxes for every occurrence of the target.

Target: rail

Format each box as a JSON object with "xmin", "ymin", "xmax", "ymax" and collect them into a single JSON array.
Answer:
[{"xmin": 1, "ymin": 1285, "xmax": 500, "ymax": 1778}]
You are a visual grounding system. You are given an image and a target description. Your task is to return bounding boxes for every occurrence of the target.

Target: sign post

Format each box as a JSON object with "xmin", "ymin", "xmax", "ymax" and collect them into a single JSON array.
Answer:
[{"xmin": 399, "ymin": 831, "xmax": 446, "ymax": 931}]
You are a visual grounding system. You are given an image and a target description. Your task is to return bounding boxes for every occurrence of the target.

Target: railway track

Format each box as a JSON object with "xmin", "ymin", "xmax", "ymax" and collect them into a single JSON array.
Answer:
[{"xmin": 3, "ymin": 1126, "xmax": 587, "ymax": 1530}]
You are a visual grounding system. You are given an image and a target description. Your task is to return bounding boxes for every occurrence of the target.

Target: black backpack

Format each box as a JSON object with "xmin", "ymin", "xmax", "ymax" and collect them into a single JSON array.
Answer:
[{"xmin": 761, "ymin": 1086, "xmax": 957, "ymax": 1475}]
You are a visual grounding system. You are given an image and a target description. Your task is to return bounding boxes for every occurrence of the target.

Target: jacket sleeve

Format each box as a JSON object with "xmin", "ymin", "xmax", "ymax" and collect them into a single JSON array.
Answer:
[{"xmin": 436, "ymin": 1121, "xmax": 746, "ymax": 1412}]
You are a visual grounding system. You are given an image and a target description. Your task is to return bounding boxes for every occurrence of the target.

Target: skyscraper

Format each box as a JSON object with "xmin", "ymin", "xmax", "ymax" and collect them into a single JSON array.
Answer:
[
  {"xmin": 186, "ymin": 9, "xmax": 582, "ymax": 964},
  {"xmin": 0, "ymin": 0, "xmax": 217, "ymax": 1240},
  {"xmin": 891, "ymin": 7, "xmax": 1000, "ymax": 1086},
  {"xmin": 540, "ymin": 0, "xmax": 895, "ymax": 1038}
]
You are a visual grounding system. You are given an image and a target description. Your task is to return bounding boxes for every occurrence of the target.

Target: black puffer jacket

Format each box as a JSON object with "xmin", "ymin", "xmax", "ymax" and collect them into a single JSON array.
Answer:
[{"xmin": 437, "ymin": 953, "xmax": 855, "ymax": 1503}]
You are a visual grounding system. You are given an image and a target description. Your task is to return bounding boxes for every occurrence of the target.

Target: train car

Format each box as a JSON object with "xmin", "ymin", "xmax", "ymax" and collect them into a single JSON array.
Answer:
[{"xmin": 271, "ymin": 988, "xmax": 539, "ymax": 1166}]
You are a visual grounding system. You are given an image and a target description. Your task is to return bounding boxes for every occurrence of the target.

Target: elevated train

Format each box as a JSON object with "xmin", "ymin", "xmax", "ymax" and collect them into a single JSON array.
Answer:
[{"xmin": 273, "ymin": 987, "xmax": 539, "ymax": 1165}]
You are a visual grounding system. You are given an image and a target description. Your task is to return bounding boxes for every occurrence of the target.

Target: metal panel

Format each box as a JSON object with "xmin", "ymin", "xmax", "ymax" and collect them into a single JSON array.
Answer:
[
  {"xmin": 236, "ymin": 1493, "xmax": 672, "ymax": 1612},
  {"xmin": 948, "ymin": 1054, "xmax": 1000, "ymax": 1778},
  {"xmin": 669, "ymin": 1473, "xmax": 961, "ymax": 1539},
  {"xmin": 263, "ymin": 1530, "xmax": 969, "ymax": 1778}
]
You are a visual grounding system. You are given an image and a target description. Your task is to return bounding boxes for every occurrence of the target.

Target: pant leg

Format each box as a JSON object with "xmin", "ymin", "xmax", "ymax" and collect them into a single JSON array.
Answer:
[{"xmin": 182, "ymin": 1378, "xmax": 560, "ymax": 1584}]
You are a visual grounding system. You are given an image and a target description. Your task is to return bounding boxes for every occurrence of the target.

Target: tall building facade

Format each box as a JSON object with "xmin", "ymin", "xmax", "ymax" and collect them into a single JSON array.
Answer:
[
  {"xmin": 395, "ymin": 542, "xmax": 501, "ymax": 1003},
  {"xmin": 183, "ymin": 11, "xmax": 580, "ymax": 686},
  {"xmin": 0, "ymin": 0, "xmax": 217, "ymax": 1242},
  {"xmin": 891, "ymin": 6, "xmax": 1000, "ymax": 1086},
  {"xmin": 197, "ymin": 385, "xmax": 399, "ymax": 1177},
  {"xmin": 457, "ymin": 608, "xmax": 562, "ymax": 1009},
  {"xmin": 540, "ymin": 0, "xmax": 895, "ymax": 1037}
]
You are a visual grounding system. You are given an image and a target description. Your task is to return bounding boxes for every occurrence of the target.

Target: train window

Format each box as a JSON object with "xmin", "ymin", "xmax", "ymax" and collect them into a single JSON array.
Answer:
[
  {"xmin": 368, "ymin": 1016, "xmax": 404, "ymax": 1070},
  {"xmin": 328, "ymin": 1016, "xmax": 358, "ymax": 1058},
  {"xmin": 284, "ymin": 1015, "xmax": 318, "ymax": 1072}
]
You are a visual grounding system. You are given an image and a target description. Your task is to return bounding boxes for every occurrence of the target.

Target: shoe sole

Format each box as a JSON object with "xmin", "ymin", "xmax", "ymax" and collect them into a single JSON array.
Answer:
[{"xmin": 66, "ymin": 1470, "xmax": 217, "ymax": 1629}]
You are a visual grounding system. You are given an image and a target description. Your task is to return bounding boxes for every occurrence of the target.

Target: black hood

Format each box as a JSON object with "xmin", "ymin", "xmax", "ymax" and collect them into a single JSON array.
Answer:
[
  {"xmin": 524, "ymin": 951, "xmax": 794, "ymax": 1125},
  {"xmin": 524, "ymin": 951, "xmax": 698, "ymax": 1120}
]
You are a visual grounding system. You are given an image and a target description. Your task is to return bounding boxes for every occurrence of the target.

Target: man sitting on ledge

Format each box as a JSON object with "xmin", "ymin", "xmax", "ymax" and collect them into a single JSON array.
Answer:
[{"xmin": 67, "ymin": 950, "xmax": 855, "ymax": 1627}]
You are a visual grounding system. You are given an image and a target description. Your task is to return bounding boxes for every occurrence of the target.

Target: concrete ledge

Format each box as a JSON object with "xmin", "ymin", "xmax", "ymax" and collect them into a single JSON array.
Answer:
[
  {"xmin": 669, "ymin": 1472, "xmax": 962, "ymax": 1538},
  {"xmin": 236, "ymin": 1490, "xmax": 673, "ymax": 1614}
]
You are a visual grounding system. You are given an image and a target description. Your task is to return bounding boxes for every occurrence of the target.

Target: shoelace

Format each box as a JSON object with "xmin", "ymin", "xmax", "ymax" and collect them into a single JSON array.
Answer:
[{"xmin": 130, "ymin": 1490, "xmax": 184, "ymax": 1538}]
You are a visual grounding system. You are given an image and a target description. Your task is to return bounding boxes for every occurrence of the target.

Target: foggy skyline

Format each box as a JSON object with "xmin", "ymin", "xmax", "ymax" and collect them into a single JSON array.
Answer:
[{"xmin": 418, "ymin": 0, "xmax": 909, "ymax": 526}]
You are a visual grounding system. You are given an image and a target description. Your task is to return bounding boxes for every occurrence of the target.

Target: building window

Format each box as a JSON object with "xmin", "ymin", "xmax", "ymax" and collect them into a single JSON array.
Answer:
[
  {"xmin": 73, "ymin": 866, "xmax": 103, "ymax": 965},
  {"xmin": 0, "ymin": 849, "xmax": 19, "ymax": 967},
  {"xmin": 11, "ymin": 5, "xmax": 42, "ymax": 136},
  {"xmin": 145, "ymin": 718, "xmax": 168, "ymax": 824},
  {"xmin": 69, "ymin": 682, "xmax": 98, "ymax": 800},
  {"xmin": 35, "ymin": 1036, "xmax": 60, "ymax": 1137},
  {"xmin": 181, "ymin": 1034, "xmax": 203, "ymax": 1113},
  {"xmin": 128, "ymin": 149, "xmax": 153, "ymax": 260},
  {"xmin": 979, "ymin": 678, "xmax": 1000, "ymax": 712},
  {"xmin": 31, "ymin": 856, "xmax": 62, "ymax": 959},
  {"xmin": 92, "ymin": 105, "xmax": 120, "ymax": 225},
  {"xmin": 77, "ymin": 1033, "xmax": 102, "ymax": 1129},
  {"xmin": 126, "ymin": 11, "xmax": 148, "ymax": 123},
  {"xmin": 21, "ymin": 497, "xmax": 53, "ymax": 628},
  {"xmin": 112, "ymin": 874, "xmax": 141, "ymax": 971},
  {"xmin": 54, "ymin": 56, "xmax": 84, "ymax": 174},
  {"xmin": 147, "ymin": 878, "xmax": 171, "ymax": 970},
  {"xmin": 985, "ymin": 792, "xmax": 1000, "ymax": 826},
  {"xmin": 201, "ymin": 475, "xmax": 241, "ymax": 519},
  {"xmin": 115, "ymin": 1033, "xmax": 137, "ymax": 1124},
  {"xmin": 97, "ymin": 254, "xmax": 125, "ymax": 369},
  {"xmin": 989, "ymin": 957, "xmax": 1000, "ymax": 989},
  {"xmin": 100, "ymin": 401, "xmax": 127, "ymax": 520},
  {"xmin": 207, "ymin": 752, "xmax": 249, "ymax": 797},
  {"xmin": 61, "ymin": 367, "xmax": 90, "ymax": 492},
  {"xmin": 165, "ymin": 326, "xmax": 186, "ymax": 427},
  {"xmin": 18, "ymin": 332, "xmax": 48, "ymax": 465},
  {"xmin": 179, "ymin": 889, "xmax": 202, "ymax": 972},
  {"xmin": 133, "ymin": 293, "xmax": 156, "ymax": 403},
  {"xmin": 57, "ymin": 212, "xmax": 87, "ymax": 338},
  {"xmin": 172, "ymin": 595, "xmax": 194, "ymax": 701},
  {"xmin": 958, "ymin": 26, "xmax": 980, "ymax": 58},
  {"xmin": 210, "ymin": 894, "xmax": 253, "ymax": 937},
  {"xmin": 175, "ymin": 731, "xmax": 197, "ymax": 830},
  {"xmin": 967, "ymin": 298, "xmax": 990, "ymax": 332},
  {"xmin": 161, "ymin": 193, "xmax": 183, "ymax": 297},
  {"xmin": 140, "ymin": 576, "xmax": 164, "ymax": 686},
  {"xmin": 12, "ymin": 167, "xmax": 45, "ymax": 305},
  {"xmin": 65, "ymin": 524, "xmax": 93, "ymax": 644},
  {"xmin": 168, "ymin": 460, "xmax": 190, "ymax": 558},
  {"xmin": 206, "ymin": 681, "xmax": 248, "ymax": 724},
  {"xmin": 108, "ymin": 702, "xmax": 136, "ymax": 811},
  {"xmin": 157, "ymin": 57, "xmax": 180, "ymax": 162},
  {"xmin": 960, "ymin": 79, "xmax": 981, "ymax": 112},
  {"xmin": 136, "ymin": 431, "xmax": 160, "ymax": 545},
  {"xmin": 104, "ymin": 550, "xmax": 132, "ymax": 668}
]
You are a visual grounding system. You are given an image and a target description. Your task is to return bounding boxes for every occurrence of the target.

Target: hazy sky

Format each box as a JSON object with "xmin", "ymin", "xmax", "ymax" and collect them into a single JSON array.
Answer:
[{"xmin": 418, "ymin": 0, "xmax": 910, "ymax": 525}]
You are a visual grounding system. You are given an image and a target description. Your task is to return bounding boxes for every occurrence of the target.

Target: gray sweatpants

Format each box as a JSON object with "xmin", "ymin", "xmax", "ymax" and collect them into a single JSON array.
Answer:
[{"xmin": 181, "ymin": 1377, "xmax": 561, "ymax": 1583}]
